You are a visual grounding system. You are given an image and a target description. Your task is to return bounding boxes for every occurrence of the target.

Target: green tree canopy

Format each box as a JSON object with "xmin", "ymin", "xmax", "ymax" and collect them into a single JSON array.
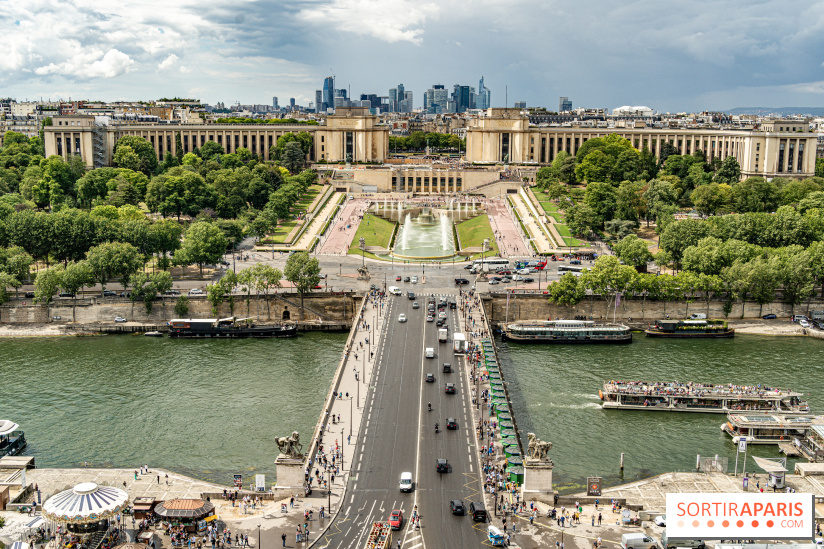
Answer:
[{"xmin": 175, "ymin": 221, "xmax": 228, "ymax": 276}]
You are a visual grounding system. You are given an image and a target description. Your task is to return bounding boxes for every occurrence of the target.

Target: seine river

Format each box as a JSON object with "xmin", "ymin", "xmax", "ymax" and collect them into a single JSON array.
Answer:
[
  {"xmin": 3, "ymin": 332, "xmax": 823, "ymax": 493},
  {"xmin": 497, "ymin": 334, "xmax": 824, "ymax": 493},
  {"xmin": 0, "ymin": 333, "xmax": 346, "ymax": 486}
]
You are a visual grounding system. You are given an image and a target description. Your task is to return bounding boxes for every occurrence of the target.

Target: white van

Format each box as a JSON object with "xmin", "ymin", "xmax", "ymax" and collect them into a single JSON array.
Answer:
[
  {"xmin": 438, "ymin": 328, "xmax": 448, "ymax": 342},
  {"xmin": 689, "ymin": 313, "xmax": 707, "ymax": 320},
  {"xmin": 517, "ymin": 268, "xmax": 530, "ymax": 275},
  {"xmin": 388, "ymin": 286, "xmax": 402, "ymax": 295},
  {"xmin": 425, "ymin": 347, "xmax": 434, "ymax": 358},
  {"xmin": 661, "ymin": 532, "xmax": 703, "ymax": 549},
  {"xmin": 399, "ymin": 472, "xmax": 413, "ymax": 492},
  {"xmin": 621, "ymin": 533, "xmax": 657, "ymax": 549}
]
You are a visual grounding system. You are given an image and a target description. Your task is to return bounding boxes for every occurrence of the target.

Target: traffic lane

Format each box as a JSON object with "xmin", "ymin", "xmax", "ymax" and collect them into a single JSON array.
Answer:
[{"xmin": 417, "ymin": 313, "xmax": 485, "ymax": 549}]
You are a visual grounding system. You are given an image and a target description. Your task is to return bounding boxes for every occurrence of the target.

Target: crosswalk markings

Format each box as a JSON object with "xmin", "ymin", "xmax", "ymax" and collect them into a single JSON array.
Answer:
[{"xmin": 406, "ymin": 543, "xmax": 423, "ymax": 549}]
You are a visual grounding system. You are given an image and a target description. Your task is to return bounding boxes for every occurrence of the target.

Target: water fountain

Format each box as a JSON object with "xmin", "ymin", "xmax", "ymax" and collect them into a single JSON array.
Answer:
[
  {"xmin": 440, "ymin": 213, "xmax": 451, "ymax": 251},
  {"xmin": 392, "ymin": 209, "xmax": 456, "ymax": 260},
  {"xmin": 401, "ymin": 212, "xmax": 412, "ymax": 250}
]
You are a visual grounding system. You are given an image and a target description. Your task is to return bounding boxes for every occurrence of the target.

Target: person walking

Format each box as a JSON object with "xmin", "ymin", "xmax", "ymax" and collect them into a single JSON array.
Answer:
[{"xmin": 281, "ymin": 533, "xmax": 286, "ymax": 548}]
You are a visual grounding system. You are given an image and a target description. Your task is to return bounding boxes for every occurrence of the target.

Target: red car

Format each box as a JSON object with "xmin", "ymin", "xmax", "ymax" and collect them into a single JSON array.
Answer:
[
  {"xmin": 389, "ymin": 509, "xmax": 403, "ymax": 530},
  {"xmin": 395, "ymin": 275, "xmax": 402, "ymax": 281}
]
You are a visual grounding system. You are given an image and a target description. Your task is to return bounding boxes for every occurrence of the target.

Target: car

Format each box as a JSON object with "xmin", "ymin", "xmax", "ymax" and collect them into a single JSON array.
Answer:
[
  {"xmin": 164, "ymin": 290, "xmax": 181, "ymax": 296},
  {"xmin": 455, "ymin": 278, "xmax": 469, "ymax": 285},
  {"xmin": 491, "ymin": 276, "xmax": 502, "ymax": 281},
  {"xmin": 425, "ymin": 373, "xmax": 435, "ymax": 382},
  {"xmin": 501, "ymin": 277, "xmax": 512, "ymax": 283},
  {"xmin": 450, "ymin": 499, "xmax": 465, "ymax": 515},
  {"xmin": 407, "ymin": 291, "xmax": 415, "ymax": 300},
  {"xmin": 449, "ymin": 301, "xmax": 457, "ymax": 309},
  {"xmin": 489, "ymin": 279, "xmax": 499, "ymax": 285},
  {"xmin": 499, "ymin": 270, "xmax": 511, "ymax": 275},
  {"xmin": 436, "ymin": 319, "xmax": 446, "ymax": 327},
  {"xmin": 412, "ymin": 302, "xmax": 420, "ymax": 309},
  {"xmin": 403, "ymin": 276, "xmax": 411, "ymax": 282},
  {"xmin": 570, "ymin": 259, "xmax": 582, "ymax": 265},
  {"xmin": 426, "ymin": 315, "xmax": 435, "ymax": 322},
  {"xmin": 103, "ymin": 290, "xmax": 117, "ymax": 297},
  {"xmin": 398, "ymin": 314, "xmax": 407, "ymax": 323},
  {"xmin": 523, "ymin": 277, "xmax": 535, "ymax": 283},
  {"xmin": 58, "ymin": 292, "xmax": 75, "ymax": 298},
  {"xmin": 395, "ymin": 275, "xmax": 402, "ymax": 281},
  {"xmin": 24, "ymin": 291, "xmax": 35, "ymax": 298},
  {"xmin": 313, "ymin": 284, "xmax": 322, "ymax": 289},
  {"xmin": 114, "ymin": 316, "xmax": 127, "ymax": 323},
  {"xmin": 189, "ymin": 288, "xmax": 204, "ymax": 295},
  {"xmin": 389, "ymin": 509, "xmax": 403, "ymax": 530},
  {"xmin": 442, "ymin": 363, "xmax": 452, "ymax": 373},
  {"xmin": 762, "ymin": 314, "xmax": 777, "ymax": 319},
  {"xmin": 446, "ymin": 417, "xmax": 458, "ymax": 430},
  {"xmin": 654, "ymin": 515, "xmax": 666, "ymax": 527},
  {"xmin": 445, "ymin": 383, "xmax": 456, "ymax": 394},
  {"xmin": 438, "ymin": 311, "xmax": 447, "ymax": 319},
  {"xmin": 411, "ymin": 276, "xmax": 418, "ymax": 284},
  {"xmin": 464, "ymin": 264, "xmax": 473, "ymax": 270},
  {"xmin": 801, "ymin": 320, "xmax": 811, "ymax": 328},
  {"xmin": 436, "ymin": 458, "xmax": 449, "ymax": 473},
  {"xmin": 512, "ymin": 275, "xmax": 524, "ymax": 281},
  {"xmin": 425, "ymin": 347, "xmax": 435, "ymax": 358},
  {"xmin": 318, "ymin": 274, "xmax": 327, "ymax": 279}
]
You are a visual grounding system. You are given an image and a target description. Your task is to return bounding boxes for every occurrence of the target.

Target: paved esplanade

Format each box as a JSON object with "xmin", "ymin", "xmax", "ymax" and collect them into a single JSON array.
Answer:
[{"xmin": 319, "ymin": 291, "xmax": 485, "ymax": 549}]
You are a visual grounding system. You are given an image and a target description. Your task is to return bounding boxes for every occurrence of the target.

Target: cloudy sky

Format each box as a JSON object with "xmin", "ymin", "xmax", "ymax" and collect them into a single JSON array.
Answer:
[{"xmin": 2, "ymin": 0, "xmax": 824, "ymax": 112}]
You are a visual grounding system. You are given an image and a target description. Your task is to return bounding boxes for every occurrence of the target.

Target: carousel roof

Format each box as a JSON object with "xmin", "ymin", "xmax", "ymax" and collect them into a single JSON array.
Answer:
[
  {"xmin": 113, "ymin": 543, "xmax": 148, "ymax": 549},
  {"xmin": 154, "ymin": 498, "xmax": 214, "ymax": 519},
  {"xmin": 0, "ymin": 420, "xmax": 19, "ymax": 436},
  {"xmin": 42, "ymin": 482, "xmax": 129, "ymax": 524}
]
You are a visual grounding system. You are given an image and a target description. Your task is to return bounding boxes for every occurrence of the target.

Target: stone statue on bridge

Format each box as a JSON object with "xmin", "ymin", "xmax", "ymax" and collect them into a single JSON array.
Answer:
[
  {"xmin": 276, "ymin": 431, "xmax": 304, "ymax": 459},
  {"xmin": 357, "ymin": 265, "xmax": 370, "ymax": 280},
  {"xmin": 527, "ymin": 432, "xmax": 552, "ymax": 463}
]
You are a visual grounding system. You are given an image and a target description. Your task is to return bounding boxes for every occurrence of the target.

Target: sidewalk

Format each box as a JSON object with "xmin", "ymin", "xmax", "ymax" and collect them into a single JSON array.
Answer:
[
  {"xmin": 486, "ymin": 202, "xmax": 532, "ymax": 259},
  {"xmin": 317, "ymin": 199, "xmax": 370, "ymax": 256},
  {"xmin": 509, "ymin": 193, "xmax": 555, "ymax": 254}
]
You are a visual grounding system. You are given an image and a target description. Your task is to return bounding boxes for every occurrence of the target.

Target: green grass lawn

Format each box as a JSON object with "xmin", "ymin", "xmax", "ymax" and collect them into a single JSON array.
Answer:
[
  {"xmin": 293, "ymin": 184, "xmax": 324, "ymax": 213},
  {"xmin": 457, "ymin": 215, "xmax": 500, "ymax": 255},
  {"xmin": 349, "ymin": 213, "xmax": 396, "ymax": 250},
  {"xmin": 259, "ymin": 219, "xmax": 301, "ymax": 244},
  {"xmin": 538, "ymin": 199, "xmax": 559, "ymax": 213},
  {"xmin": 555, "ymin": 224, "xmax": 583, "ymax": 246}
]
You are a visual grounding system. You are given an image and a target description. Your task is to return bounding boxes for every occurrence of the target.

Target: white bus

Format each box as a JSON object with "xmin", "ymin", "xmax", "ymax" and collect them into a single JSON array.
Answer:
[
  {"xmin": 557, "ymin": 264, "xmax": 586, "ymax": 277},
  {"xmin": 472, "ymin": 258, "xmax": 509, "ymax": 268}
]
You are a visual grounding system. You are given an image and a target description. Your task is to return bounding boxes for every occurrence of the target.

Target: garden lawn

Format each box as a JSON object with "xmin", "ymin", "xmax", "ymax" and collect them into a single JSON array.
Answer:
[
  {"xmin": 457, "ymin": 215, "xmax": 500, "ymax": 256},
  {"xmin": 347, "ymin": 214, "xmax": 396, "ymax": 254},
  {"xmin": 555, "ymin": 224, "xmax": 583, "ymax": 246},
  {"xmin": 294, "ymin": 184, "xmax": 324, "ymax": 213},
  {"xmin": 260, "ymin": 219, "xmax": 301, "ymax": 244}
]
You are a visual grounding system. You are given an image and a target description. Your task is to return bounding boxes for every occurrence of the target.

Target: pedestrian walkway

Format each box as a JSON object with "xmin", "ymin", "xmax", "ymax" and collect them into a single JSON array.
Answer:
[
  {"xmin": 486, "ymin": 202, "xmax": 532, "ymax": 259},
  {"xmin": 317, "ymin": 199, "xmax": 370, "ymax": 256},
  {"xmin": 271, "ymin": 192, "xmax": 343, "ymax": 252},
  {"xmin": 509, "ymin": 193, "xmax": 556, "ymax": 254}
]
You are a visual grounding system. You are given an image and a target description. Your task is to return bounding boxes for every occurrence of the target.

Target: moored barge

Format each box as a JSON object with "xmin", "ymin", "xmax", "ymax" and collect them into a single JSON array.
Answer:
[
  {"xmin": 502, "ymin": 320, "xmax": 632, "ymax": 343},
  {"xmin": 722, "ymin": 413, "xmax": 813, "ymax": 444},
  {"xmin": 0, "ymin": 420, "xmax": 27, "ymax": 458},
  {"xmin": 168, "ymin": 317, "xmax": 298, "ymax": 338},
  {"xmin": 645, "ymin": 319, "xmax": 734, "ymax": 338},
  {"xmin": 600, "ymin": 381, "xmax": 809, "ymax": 413}
]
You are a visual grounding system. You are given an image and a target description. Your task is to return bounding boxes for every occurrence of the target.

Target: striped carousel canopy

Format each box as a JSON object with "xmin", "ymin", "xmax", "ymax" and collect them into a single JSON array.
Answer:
[{"xmin": 42, "ymin": 482, "xmax": 128, "ymax": 524}]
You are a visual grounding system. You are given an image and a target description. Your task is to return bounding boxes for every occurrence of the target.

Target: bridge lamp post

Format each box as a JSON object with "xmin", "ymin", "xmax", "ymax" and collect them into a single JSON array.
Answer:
[
  {"xmin": 359, "ymin": 237, "xmax": 366, "ymax": 269},
  {"xmin": 349, "ymin": 398, "xmax": 353, "ymax": 437}
]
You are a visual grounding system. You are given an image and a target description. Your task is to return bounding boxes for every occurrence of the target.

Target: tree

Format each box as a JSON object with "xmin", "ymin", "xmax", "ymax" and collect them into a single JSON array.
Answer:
[
  {"xmin": 748, "ymin": 257, "xmax": 777, "ymax": 317},
  {"xmin": 113, "ymin": 136, "xmax": 158, "ymax": 176},
  {"xmin": 148, "ymin": 219, "xmax": 184, "ymax": 270},
  {"xmin": 582, "ymin": 255, "xmax": 637, "ymax": 321},
  {"xmin": 6, "ymin": 209, "xmax": 54, "ymax": 266},
  {"xmin": 251, "ymin": 264, "xmax": 282, "ymax": 319},
  {"xmin": 547, "ymin": 272, "xmax": 585, "ymax": 305},
  {"xmin": 564, "ymin": 203, "xmax": 599, "ymax": 239},
  {"xmin": 583, "ymin": 181, "xmax": 617, "ymax": 226},
  {"xmin": 175, "ymin": 221, "xmax": 228, "ymax": 277},
  {"xmin": 772, "ymin": 249, "xmax": 814, "ymax": 314},
  {"xmin": 85, "ymin": 241, "xmax": 143, "ymax": 295},
  {"xmin": 575, "ymin": 150, "xmax": 615, "ymax": 183},
  {"xmin": 658, "ymin": 219, "xmax": 712, "ymax": 270},
  {"xmin": 731, "ymin": 177, "xmax": 779, "ymax": 213},
  {"xmin": 0, "ymin": 245, "xmax": 33, "ymax": 286},
  {"xmin": 604, "ymin": 219, "xmax": 636, "ymax": 240},
  {"xmin": 174, "ymin": 294, "xmax": 189, "ymax": 317},
  {"xmin": 715, "ymin": 156, "xmax": 742, "ymax": 184},
  {"xmin": 282, "ymin": 142, "xmax": 305, "ymax": 174},
  {"xmin": 612, "ymin": 234, "xmax": 653, "ymax": 268},
  {"xmin": 695, "ymin": 273, "xmax": 723, "ymax": 317},
  {"xmin": 691, "ymin": 183, "xmax": 732, "ymax": 216},
  {"xmin": 284, "ymin": 251, "xmax": 320, "ymax": 320},
  {"xmin": 113, "ymin": 145, "xmax": 142, "ymax": 173},
  {"xmin": 0, "ymin": 272, "xmax": 19, "ymax": 320},
  {"xmin": 643, "ymin": 178, "xmax": 679, "ymax": 226},
  {"xmin": 200, "ymin": 140, "xmax": 225, "ymax": 161},
  {"xmin": 816, "ymin": 158, "xmax": 824, "ymax": 178},
  {"xmin": 34, "ymin": 265, "xmax": 64, "ymax": 305},
  {"xmin": 616, "ymin": 180, "xmax": 645, "ymax": 222},
  {"xmin": 60, "ymin": 260, "xmax": 92, "ymax": 321}
]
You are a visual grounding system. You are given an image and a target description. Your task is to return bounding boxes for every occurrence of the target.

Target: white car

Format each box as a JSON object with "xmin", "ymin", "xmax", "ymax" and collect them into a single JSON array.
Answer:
[
  {"xmin": 398, "ymin": 314, "xmax": 407, "ymax": 323},
  {"xmin": 114, "ymin": 316, "xmax": 127, "ymax": 323},
  {"xmin": 438, "ymin": 311, "xmax": 447, "ymax": 319},
  {"xmin": 654, "ymin": 515, "xmax": 666, "ymax": 527},
  {"xmin": 189, "ymin": 288, "xmax": 204, "ymax": 295},
  {"xmin": 512, "ymin": 275, "xmax": 525, "ymax": 281},
  {"xmin": 411, "ymin": 276, "xmax": 418, "ymax": 284}
]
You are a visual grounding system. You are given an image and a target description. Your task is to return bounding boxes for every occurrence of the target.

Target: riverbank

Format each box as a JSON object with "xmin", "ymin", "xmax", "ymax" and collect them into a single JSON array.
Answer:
[
  {"xmin": 728, "ymin": 319, "xmax": 807, "ymax": 336},
  {"xmin": 0, "ymin": 324, "xmax": 85, "ymax": 337}
]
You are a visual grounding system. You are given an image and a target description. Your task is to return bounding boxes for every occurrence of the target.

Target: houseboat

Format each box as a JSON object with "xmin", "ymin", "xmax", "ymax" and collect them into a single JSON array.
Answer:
[
  {"xmin": 168, "ymin": 318, "xmax": 298, "ymax": 338},
  {"xmin": 722, "ymin": 413, "xmax": 813, "ymax": 444},
  {"xmin": 0, "ymin": 420, "xmax": 26, "ymax": 457},
  {"xmin": 502, "ymin": 320, "xmax": 632, "ymax": 343},
  {"xmin": 600, "ymin": 381, "xmax": 809, "ymax": 414},
  {"xmin": 645, "ymin": 319, "xmax": 734, "ymax": 338}
]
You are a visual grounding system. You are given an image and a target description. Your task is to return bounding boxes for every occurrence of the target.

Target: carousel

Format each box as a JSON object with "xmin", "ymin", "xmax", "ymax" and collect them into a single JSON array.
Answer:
[
  {"xmin": 42, "ymin": 482, "xmax": 129, "ymax": 549},
  {"xmin": 153, "ymin": 499, "xmax": 215, "ymax": 535}
]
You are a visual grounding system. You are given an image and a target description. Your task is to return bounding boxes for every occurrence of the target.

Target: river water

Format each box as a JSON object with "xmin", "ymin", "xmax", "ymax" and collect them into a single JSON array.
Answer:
[
  {"xmin": 496, "ymin": 334, "xmax": 824, "ymax": 494},
  {"xmin": 0, "ymin": 332, "xmax": 346, "ymax": 486},
  {"xmin": 4, "ymin": 331, "xmax": 824, "ymax": 494}
]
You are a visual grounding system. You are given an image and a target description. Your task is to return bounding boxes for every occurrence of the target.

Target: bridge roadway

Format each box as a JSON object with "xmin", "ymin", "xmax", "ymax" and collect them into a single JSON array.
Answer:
[{"xmin": 319, "ymin": 292, "xmax": 487, "ymax": 549}]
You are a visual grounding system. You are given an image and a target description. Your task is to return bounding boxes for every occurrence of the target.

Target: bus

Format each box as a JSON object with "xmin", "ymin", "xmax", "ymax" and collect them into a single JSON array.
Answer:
[
  {"xmin": 472, "ymin": 258, "xmax": 509, "ymax": 268},
  {"xmin": 515, "ymin": 260, "xmax": 547, "ymax": 271},
  {"xmin": 558, "ymin": 264, "xmax": 586, "ymax": 277}
]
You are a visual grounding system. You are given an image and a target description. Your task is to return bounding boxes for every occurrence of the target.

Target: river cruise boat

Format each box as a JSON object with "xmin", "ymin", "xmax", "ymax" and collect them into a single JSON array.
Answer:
[
  {"xmin": 794, "ymin": 419, "xmax": 824, "ymax": 462},
  {"xmin": 645, "ymin": 319, "xmax": 734, "ymax": 338},
  {"xmin": 502, "ymin": 320, "xmax": 632, "ymax": 343},
  {"xmin": 600, "ymin": 381, "xmax": 809, "ymax": 414},
  {"xmin": 722, "ymin": 413, "xmax": 813, "ymax": 444},
  {"xmin": 0, "ymin": 420, "xmax": 26, "ymax": 457},
  {"xmin": 168, "ymin": 317, "xmax": 297, "ymax": 338}
]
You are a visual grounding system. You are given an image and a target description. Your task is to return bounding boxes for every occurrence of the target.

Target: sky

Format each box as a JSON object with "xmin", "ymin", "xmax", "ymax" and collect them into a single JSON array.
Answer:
[{"xmin": 2, "ymin": 0, "xmax": 824, "ymax": 113}]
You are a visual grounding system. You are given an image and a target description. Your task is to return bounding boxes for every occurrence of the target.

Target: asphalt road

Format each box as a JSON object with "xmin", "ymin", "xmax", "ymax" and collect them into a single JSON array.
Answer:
[{"xmin": 319, "ymin": 291, "xmax": 486, "ymax": 549}]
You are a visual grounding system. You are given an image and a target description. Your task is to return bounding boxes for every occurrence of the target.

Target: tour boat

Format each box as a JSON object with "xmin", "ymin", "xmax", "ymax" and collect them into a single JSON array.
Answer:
[
  {"xmin": 645, "ymin": 319, "xmax": 734, "ymax": 338},
  {"xmin": 0, "ymin": 420, "xmax": 26, "ymax": 458},
  {"xmin": 168, "ymin": 318, "xmax": 298, "ymax": 338},
  {"xmin": 722, "ymin": 413, "xmax": 813, "ymax": 444},
  {"xmin": 502, "ymin": 320, "xmax": 632, "ymax": 343},
  {"xmin": 600, "ymin": 381, "xmax": 809, "ymax": 414}
]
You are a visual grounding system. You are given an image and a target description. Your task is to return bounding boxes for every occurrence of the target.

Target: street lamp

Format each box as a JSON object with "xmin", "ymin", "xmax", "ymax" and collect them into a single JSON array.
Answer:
[
  {"xmin": 349, "ymin": 396, "xmax": 353, "ymax": 437},
  {"xmin": 359, "ymin": 237, "xmax": 366, "ymax": 269},
  {"xmin": 257, "ymin": 524, "xmax": 261, "ymax": 549}
]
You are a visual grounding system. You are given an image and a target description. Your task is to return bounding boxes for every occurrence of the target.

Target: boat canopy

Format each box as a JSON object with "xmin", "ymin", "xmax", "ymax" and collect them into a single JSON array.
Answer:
[
  {"xmin": 169, "ymin": 319, "xmax": 218, "ymax": 324},
  {"xmin": 0, "ymin": 420, "xmax": 19, "ymax": 436},
  {"xmin": 752, "ymin": 456, "xmax": 787, "ymax": 473}
]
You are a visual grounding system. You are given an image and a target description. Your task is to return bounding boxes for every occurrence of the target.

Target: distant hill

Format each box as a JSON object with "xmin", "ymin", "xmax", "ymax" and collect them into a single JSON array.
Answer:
[{"xmin": 727, "ymin": 107, "xmax": 824, "ymax": 117}]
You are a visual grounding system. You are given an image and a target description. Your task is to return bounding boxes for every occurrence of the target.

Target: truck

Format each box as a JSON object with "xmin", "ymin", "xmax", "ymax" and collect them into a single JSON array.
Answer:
[
  {"xmin": 364, "ymin": 522, "xmax": 391, "ymax": 549},
  {"xmin": 621, "ymin": 533, "xmax": 657, "ymax": 549},
  {"xmin": 453, "ymin": 333, "xmax": 466, "ymax": 354},
  {"xmin": 438, "ymin": 328, "xmax": 448, "ymax": 342}
]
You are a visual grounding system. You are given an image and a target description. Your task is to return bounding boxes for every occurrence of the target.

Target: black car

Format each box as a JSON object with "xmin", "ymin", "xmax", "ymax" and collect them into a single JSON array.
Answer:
[
  {"xmin": 58, "ymin": 292, "xmax": 75, "ymax": 298},
  {"xmin": 436, "ymin": 319, "xmax": 445, "ymax": 327},
  {"xmin": 404, "ymin": 277, "xmax": 411, "ymax": 282},
  {"xmin": 103, "ymin": 290, "xmax": 117, "ymax": 297},
  {"xmin": 763, "ymin": 314, "xmax": 777, "ymax": 319},
  {"xmin": 445, "ymin": 383, "xmax": 456, "ymax": 394},
  {"xmin": 450, "ymin": 499, "xmax": 465, "ymax": 515},
  {"xmin": 442, "ymin": 363, "xmax": 452, "ymax": 373},
  {"xmin": 449, "ymin": 301, "xmax": 457, "ymax": 309},
  {"xmin": 523, "ymin": 277, "xmax": 535, "ymax": 283},
  {"xmin": 425, "ymin": 373, "xmax": 435, "ymax": 382},
  {"xmin": 436, "ymin": 458, "xmax": 448, "ymax": 473},
  {"xmin": 407, "ymin": 291, "xmax": 415, "ymax": 300},
  {"xmin": 464, "ymin": 264, "xmax": 473, "ymax": 270},
  {"xmin": 455, "ymin": 278, "xmax": 469, "ymax": 285},
  {"xmin": 24, "ymin": 291, "xmax": 35, "ymax": 298},
  {"xmin": 446, "ymin": 417, "xmax": 457, "ymax": 430}
]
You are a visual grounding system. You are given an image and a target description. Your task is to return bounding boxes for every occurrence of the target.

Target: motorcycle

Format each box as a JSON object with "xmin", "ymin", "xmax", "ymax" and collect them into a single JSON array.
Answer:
[{"xmin": 435, "ymin": 423, "xmax": 439, "ymax": 434}]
